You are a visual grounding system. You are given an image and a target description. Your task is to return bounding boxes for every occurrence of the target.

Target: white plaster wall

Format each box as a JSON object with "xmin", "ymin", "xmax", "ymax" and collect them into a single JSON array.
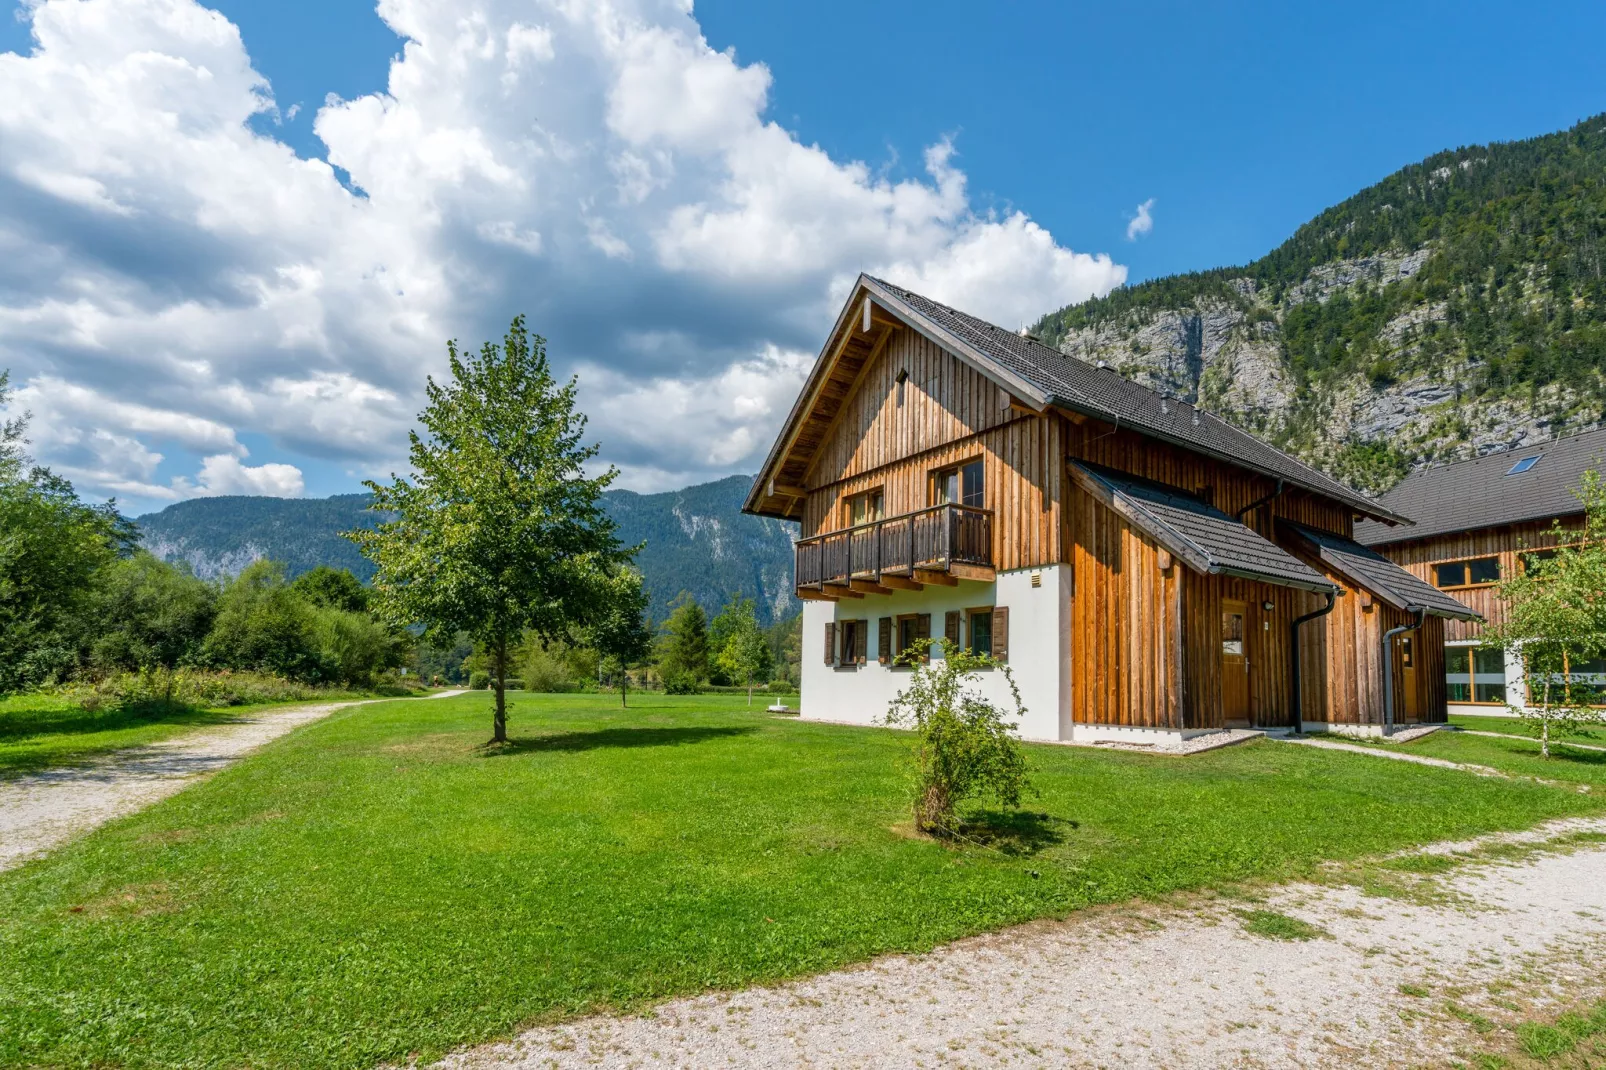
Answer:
[{"xmin": 799, "ymin": 565, "xmax": 1071, "ymax": 741}]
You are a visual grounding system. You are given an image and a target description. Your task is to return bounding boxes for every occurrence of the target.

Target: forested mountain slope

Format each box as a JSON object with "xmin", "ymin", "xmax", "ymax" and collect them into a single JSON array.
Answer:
[
  {"xmin": 1033, "ymin": 114, "xmax": 1606, "ymax": 492},
  {"xmin": 135, "ymin": 475, "xmax": 799, "ymax": 625}
]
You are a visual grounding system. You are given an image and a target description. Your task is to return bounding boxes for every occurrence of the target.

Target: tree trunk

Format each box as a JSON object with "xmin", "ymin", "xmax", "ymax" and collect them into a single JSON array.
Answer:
[
  {"xmin": 621, "ymin": 666, "xmax": 628, "ymax": 708},
  {"xmin": 492, "ymin": 634, "xmax": 508, "ymax": 744},
  {"xmin": 746, "ymin": 671, "xmax": 753, "ymax": 707},
  {"xmin": 1542, "ymin": 677, "xmax": 1552, "ymax": 759}
]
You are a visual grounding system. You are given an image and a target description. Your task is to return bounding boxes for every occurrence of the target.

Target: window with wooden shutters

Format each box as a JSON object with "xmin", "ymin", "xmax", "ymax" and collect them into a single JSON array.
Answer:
[
  {"xmin": 991, "ymin": 606, "xmax": 1009, "ymax": 662},
  {"xmin": 967, "ymin": 608, "xmax": 992, "ymax": 657},
  {"xmin": 944, "ymin": 611, "xmax": 961, "ymax": 651},
  {"xmin": 878, "ymin": 617, "xmax": 892, "ymax": 664},
  {"xmin": 823, "ymin": 621, "xmax": 835, "ymax": 665},
  {"xmin": 915, "ymin": 613, "xmax": 931, "ymax": 662}
]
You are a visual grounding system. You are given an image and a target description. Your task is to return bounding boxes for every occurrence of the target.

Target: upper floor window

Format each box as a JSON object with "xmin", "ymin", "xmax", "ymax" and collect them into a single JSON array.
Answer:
[
  {"xmin": 845, "ymin": 488, "xmax": 884, "ymax": 528},
  {"xmin": 1433, "ymin": 556, "xmax": 1500, "ymax": 589},
  {"xmin": 935, "ymin": 459, "xmax": 984, "ymax": 508}
]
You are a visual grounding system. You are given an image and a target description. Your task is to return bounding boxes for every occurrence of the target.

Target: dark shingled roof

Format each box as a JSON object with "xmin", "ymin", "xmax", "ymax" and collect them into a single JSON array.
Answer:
[
  {"xmin": 1354, "ymin": 427, "xmax": 1606, "ymax": 547},
  {"xmin": 864, "ymin": 276, "xmax": 1407, "ymax": 526},
  {"xmin": 1070, "ymin": 462, "xmax": 1337, "ymax": 594},
  {"xmin": 1283, "ymin": 523, "xmax": 1481, "ymax": 621}
]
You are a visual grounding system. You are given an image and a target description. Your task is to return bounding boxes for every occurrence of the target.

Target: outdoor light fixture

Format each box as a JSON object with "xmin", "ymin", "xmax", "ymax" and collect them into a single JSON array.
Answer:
[{"xmin": 1261, "ymin": 600, "xmax": 1275, "ymax": 611}]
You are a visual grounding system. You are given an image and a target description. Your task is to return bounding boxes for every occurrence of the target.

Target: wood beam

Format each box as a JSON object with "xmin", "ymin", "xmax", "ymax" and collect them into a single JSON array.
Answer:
[
  {"xmin": 820, "ymin": 582, "xmax": 865, "ymax": 599},
  {"xmin": 848, "ymin": 580, "xmax": 893, "ymax": 596},
  {"xmin": 912, "ymin": 568, "xmax": 959, "ymax": 587},
  {"xmin": 948, "ymin": 563, "xmax": 996, "ymax": 583},
  {"xmin": 876, "ymin": 574, "xmax": 923, "ymax": 591},
  {"xmin": 795, "ymin": 588, "xmax": 839, "ymax": 602},
  {"xmin": 768, "ymin": 478, "xmax": 807, "ymax": 498}
]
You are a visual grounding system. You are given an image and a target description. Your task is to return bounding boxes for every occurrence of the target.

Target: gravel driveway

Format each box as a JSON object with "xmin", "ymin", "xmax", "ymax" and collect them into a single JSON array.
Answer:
[
  {"xmin": 441, "ymin": 817, "xmax": 1606, "ymax": 1069},
  {"xmin": 0, "ymin": 690, "xmax": 465, "ymax": 872}
]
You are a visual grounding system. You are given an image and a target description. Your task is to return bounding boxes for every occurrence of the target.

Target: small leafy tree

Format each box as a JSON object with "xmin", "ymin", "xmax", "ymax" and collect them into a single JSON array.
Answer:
[
  {"xmin": 1485, "ymin": 468, "xmax": 1606, "ymax": 756},
  {"xmin": 588, "ymin": 568, "xmax": 653, "ymax": 706},
  {"xmin": 882, "ymin": 639, "xmax": 1032, "ymax": 835},
  {"xmin": 350, "ymin": 317, "xmax": 631, "ymax": 742},
  {"xmin": 290, "ymin": 566, "xmax": 370, "ymax": 613},
  {"xmin": 715, "ymin": 599, "xmax": 767, "ymax": 705}
]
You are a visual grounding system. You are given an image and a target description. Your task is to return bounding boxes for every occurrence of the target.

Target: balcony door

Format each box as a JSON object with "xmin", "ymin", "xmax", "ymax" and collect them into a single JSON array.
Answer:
[{"xmin": 1222, "ymin": 599, "xmax": 1250, "ymax": 725}]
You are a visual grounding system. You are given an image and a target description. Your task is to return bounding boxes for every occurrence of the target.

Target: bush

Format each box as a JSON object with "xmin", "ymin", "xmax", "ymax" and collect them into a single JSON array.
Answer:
[
  {"xmin": 49, "ymin": 668, "xmax": 341, "ymax": 714},
  {"xmin": 469, "ymin": 671, "xmax": 491, "ymax": 690},
  {"xmin": 503, "ymin": 677, "xmax": 525, "ymax": 691},
  {"xmin": 883, "ymin": 640, "xmax": 1033, "ymax": 836},
  {"xmin": 663, "ymin": 673, "xmax": 701, "ymax": 695}
]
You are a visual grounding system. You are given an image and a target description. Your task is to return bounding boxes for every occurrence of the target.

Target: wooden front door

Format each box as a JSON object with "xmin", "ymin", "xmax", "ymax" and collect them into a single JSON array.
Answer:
[
  {"xmin": 1400, "ymin": 635, "xmax": 1421, "ymax": 720},
  {"xmin": 1222, "ymin": 599, "xmax": 1250, "ymax": 725}
]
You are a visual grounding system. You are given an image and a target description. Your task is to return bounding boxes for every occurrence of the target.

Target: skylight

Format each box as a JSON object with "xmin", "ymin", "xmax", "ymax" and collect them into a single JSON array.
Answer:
[{"xmin": 1506, "ymin": 455, "xmax": 1542, "ymax": 475}]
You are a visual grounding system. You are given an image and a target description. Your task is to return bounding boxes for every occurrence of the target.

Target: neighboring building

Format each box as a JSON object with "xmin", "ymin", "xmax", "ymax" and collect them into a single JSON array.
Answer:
[
  {"xmin": 1356, "ymin": 428, "xmax": 1606, "ymax": 717},
  {"xmin": 744, "ymin": 276, "xmax": 1478, "ymax": 743}
]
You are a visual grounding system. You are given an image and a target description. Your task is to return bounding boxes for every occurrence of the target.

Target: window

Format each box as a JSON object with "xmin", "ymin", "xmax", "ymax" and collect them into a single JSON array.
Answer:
[
  {"xmin": 894, "ymin": 613, "xmax": 930, "ymax": 665},
  {"xmin": 1506, "ymin": 455, "xmax": 1542, "ymax": 475},
  {"xmin": 1401, "ymin": 635, "xmax": 1415, "ymax": 669},
  {"xmin": 934, "ymin": 459, "xmax": 984, "ymax": 508},
  {"xmin": 1446, "ymin": 646, "xmax": 1506, "ymax": 704},
  {"xmin": 845, "ymin": 488, "xmax": 884, "ymax": 528},
  {"xmin": 838, "ymin": 619, "xmax": 865, "ymax": 667},
  {"xmin": 1221, "ymin": 608, "xmax": 1245, "ymax": 656},
  {"xmin": 1537, "ymin": 653, "xmax": 1606, "ymax": 707},
  {"xmin": 1433, "ymin": 556, "xmax": 1500, "ymax": 589},
  {"xmin": 1521, "ymin": 548, "xmax": 1560, "ymax": 574},
  {"xmin": 967, "ymin": 608, "xmax": 992, "ymax": 657}
]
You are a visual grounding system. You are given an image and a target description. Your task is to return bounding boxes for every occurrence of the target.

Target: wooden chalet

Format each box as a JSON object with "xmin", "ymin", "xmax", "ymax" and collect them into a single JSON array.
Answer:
[
  {"xmin": 745, "ymin": 276, "xmax": 1479, "ymax": 741},
  {"xmin": 1356, "ymin": 428, "xmax": 1606, "ymax": 714}
]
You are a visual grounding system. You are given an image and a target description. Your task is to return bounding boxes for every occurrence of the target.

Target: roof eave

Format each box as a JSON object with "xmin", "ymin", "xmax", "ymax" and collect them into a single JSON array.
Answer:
[{"xmin": 1046, "ymin": 396, "xmax": 1411, "ymax": 527}]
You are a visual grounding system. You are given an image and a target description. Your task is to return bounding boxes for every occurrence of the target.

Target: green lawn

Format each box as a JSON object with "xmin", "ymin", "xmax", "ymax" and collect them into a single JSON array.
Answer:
[
  {"xmin": 1, "ymin": 693, "xmax": 1600, "ymax": 1069},
  {"xmin": 1382, "ymin": 727, "xmax": 1606, "ymax": 787},
  {"xmin": 0, "ymin": 690, "xmax": 378, "ymax": 778},
  {"xmin": 1452, "ymin": 711, "xmax": 1606, "ymax": 744}
]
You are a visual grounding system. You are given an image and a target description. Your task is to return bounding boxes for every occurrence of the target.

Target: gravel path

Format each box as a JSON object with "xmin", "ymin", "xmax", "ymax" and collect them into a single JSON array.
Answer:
[
  {"xmin": 441, "ymin": 817, "xmax": 1606, "ymax": 1070},
  {"xmin": 0, "ymin": 690, "xmax": 465, "ymax": 872}
]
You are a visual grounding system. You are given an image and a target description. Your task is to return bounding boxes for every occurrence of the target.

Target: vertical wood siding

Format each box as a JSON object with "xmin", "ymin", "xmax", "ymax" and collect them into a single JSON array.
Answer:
[{"xmin": 1377, "ymin": 519, "xmax": 1585, "ymax": 641}]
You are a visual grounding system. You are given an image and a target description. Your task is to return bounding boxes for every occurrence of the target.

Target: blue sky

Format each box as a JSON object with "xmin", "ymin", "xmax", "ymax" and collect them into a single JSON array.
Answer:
[{"xmin": 0, "ymin": 0, "xmax": 1601, "ymax": 514}]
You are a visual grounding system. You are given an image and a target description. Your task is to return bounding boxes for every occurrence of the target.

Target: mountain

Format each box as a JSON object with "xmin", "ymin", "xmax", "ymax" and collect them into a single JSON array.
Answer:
[
  {"xmin": 134, "ymin": 475, "xmax": 800, "ymax": 626},
  {"xmin": 1032, "ymin": 114, "xmax": 1606, "ymax": 494}
]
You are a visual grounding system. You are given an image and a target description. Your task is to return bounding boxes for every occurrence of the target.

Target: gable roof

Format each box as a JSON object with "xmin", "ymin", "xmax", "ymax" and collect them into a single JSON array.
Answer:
[
  {"xmin": 1354, "ymin": 426, "xmax": 1606, "ymax": 547},
  {"xmin": 1069, "ymin": 462, "xmax": 1337, "ymax": 594},
  {"xmin": 744, "ymin": 275, "xmax": 1408, "ymax": 525},
  {"xmin": 1282, "ymin": 523, "xmax": 1481, "ymax": 621}
]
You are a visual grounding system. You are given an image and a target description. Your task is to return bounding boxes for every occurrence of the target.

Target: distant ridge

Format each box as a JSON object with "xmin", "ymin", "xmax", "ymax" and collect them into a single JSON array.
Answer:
[{"xmin": 134, "ymin": 475, "xmax": 800, "ymax": 626}]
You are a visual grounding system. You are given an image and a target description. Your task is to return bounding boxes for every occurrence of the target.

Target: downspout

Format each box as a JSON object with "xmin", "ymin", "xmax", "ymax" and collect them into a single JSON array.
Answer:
[
  {"xmin": 1381, "ymin": 608, "xmax": 1427, "ymax": 734},
  {"xmin": 1289, "ymin": 590, "xmax": 1337, "ymax": 735},
  {"xmin": 1235, "ymin": 479, "xmax": 1285, "ymax": 531}
]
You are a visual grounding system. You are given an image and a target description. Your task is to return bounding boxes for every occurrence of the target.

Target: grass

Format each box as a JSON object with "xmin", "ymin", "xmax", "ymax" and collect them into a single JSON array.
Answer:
[
  {"xmin": 0, "ymin": 688, "xmax": 382, "ymax": 778},
  {"xmin": 1367, "ymin": 730, "xmax": 1606, "ymax": 789},
  {"xmin": 1463, "ymin": 998, "xmax": 1606, "ymax": 1067},
  {"xmin": 0, "ymin": 692, "xmax": 1601, "ymax": 1068},
  {"xmin": 1451, "ymin": 713, "xmax": 1606, "ymax": 745},
  {"xmin": 1235, "ymin": 909, "xmax": 1328, "ymax": 941}
]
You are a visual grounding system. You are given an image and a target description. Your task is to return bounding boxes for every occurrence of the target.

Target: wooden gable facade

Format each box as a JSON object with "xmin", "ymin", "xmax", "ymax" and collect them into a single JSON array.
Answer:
[{"xmin": 748, "ymin": 279, "xmax": 1460, "ymax": 736}]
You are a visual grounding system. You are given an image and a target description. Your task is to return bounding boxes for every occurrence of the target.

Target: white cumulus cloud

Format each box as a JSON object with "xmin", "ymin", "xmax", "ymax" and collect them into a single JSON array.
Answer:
[{"xmin": 0, "ymin": 0, "xmax": 1126, "ymax": 511}]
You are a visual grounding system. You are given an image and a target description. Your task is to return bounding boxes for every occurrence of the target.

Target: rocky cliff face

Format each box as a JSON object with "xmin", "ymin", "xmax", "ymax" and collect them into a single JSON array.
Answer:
[{"xmin": 1050, "ymin": 246, "xmax": 1602, "ymax": 494}]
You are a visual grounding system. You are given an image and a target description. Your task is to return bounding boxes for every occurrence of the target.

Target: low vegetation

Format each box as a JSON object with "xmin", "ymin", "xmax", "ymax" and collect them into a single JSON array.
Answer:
[
  {"xmin": 0, "ymin": 671, "xmax": 410, "ymax": 776},
  {"xmin": 0, "ymin": 692, "xmax": 1598, "ymax": 1069},
  {"xmin": 1374, "ymin": 730, "xmax": 1606, "ymax": 789}
]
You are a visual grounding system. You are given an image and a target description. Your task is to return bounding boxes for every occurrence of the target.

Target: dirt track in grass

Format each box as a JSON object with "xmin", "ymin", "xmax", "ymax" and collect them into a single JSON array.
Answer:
[
  {"xmin": 0, "ymin": 691, "xmax": 464, "ymax": 872},
  {"xmin": 441, "ymin": 817, "xmax": 1606, "ymax": 1069}
]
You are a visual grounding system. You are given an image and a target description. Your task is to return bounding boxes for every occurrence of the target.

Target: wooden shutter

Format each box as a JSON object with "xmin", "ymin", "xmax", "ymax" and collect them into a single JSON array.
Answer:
[
  {"xmin": 991, "ymin": 606, "xmax": 1009, "ymax": 662},
  {"xmin": 878, "ymin": 617, "xmax": 892, "ymax": 664},
  {"xmin": 823, "ymin": 621, "xmax": 835, "ymax": 665},
  {"xmin": 915, "ymin": 613, "xmax": 931, "ymax": 662},
  {"xmin": 854, "ymin": 620, "xmax": 867, "ymax": 665},
  {"xmin": 944, "ymin": 610, "xmax": 961, "ymax": 651}
]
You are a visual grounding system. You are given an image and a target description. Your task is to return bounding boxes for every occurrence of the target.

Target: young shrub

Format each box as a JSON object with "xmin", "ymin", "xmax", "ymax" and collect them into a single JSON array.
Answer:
[
  {"xmin": 663, "ymin": 673, "xmax": 701, "ymax": 695},
  {"xmin": 882, "ymin": 639, "xmax": 1032, "ymax": 836},
  {"xmin": 468, "ymin": 671, "xmax": 491, "ymax": 690}
]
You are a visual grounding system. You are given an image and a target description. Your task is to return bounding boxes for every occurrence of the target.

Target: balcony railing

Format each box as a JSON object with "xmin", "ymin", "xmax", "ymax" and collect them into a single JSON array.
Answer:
[{"xmin": 795, "ymin": 503, "xmax": 993, "ymax": 588}]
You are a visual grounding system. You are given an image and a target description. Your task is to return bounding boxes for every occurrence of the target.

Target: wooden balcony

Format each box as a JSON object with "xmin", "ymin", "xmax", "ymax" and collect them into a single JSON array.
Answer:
[{"xmin": 795, "ymin": 504, "xmax": 995, "ymax": 600}]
